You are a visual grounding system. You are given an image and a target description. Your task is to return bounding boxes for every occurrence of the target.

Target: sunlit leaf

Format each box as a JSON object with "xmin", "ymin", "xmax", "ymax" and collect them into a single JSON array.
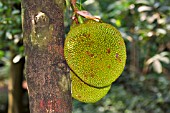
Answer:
[
  {"xmin": 6, "ymin": 32, "xmax": 12, "ymax": 39},
  {"xmin": 159, "ymin": 57, "xmax": 170, "ymax": 64},
  {"xmin": 138, "ymin": 6, "xmax": 152, "ymax": 12},
  {"xmin": 83, "ymin": 0, "xmax": 95, "ymax": 5},
  {"xmin": 152, "ymin": 60, "xmax": 162, "ymax": 74},
  {"xmin": 115, "ymin": 19, "xmax": 121, "ymax": 27},
  {"xmin": 146, "ymin": 57, "xmax": 154, "ymax": 65},
  {"xmin": 12, "ymin": 9, "xmax": 20, "ymax": 15},
  {"xmin": 160, "ymin": 51, "xmax": 169, "ymax": 56},
  {"xmin": 136, "ymin": 0, "xmax": 150, "ymax": 5},
  {"xmin": 12, "ymin": 54, "xmax": 22, "ymax": 63},
  {"xmin": 156, "ymin": 28, "xmax": 166, "ymax": 35}
]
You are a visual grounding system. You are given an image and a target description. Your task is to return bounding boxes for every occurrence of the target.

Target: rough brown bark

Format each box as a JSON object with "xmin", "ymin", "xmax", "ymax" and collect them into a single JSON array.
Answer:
[
  {"xmin": 8, "ymin": 52, "xmax": 25, "ymax": 113},
  {"xmin": 21, "ymin": 0, "xmax": 72, "ymax": 113}
]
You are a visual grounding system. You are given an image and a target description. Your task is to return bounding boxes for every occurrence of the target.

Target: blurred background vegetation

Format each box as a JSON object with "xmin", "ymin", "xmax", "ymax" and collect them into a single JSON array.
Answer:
[{"xmin": 0, "ymin": 0, "xmax": 170, "ymax": 113}]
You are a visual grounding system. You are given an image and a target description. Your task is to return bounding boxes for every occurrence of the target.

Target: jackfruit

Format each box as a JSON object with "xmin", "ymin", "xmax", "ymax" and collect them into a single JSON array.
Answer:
[
  {"xmin": 64, "ymin": 20, "xmax": 126, "ymax": 87},
  {"xmin": 71, "ymin": 71, "xmax": 111, "ymax": 103}
]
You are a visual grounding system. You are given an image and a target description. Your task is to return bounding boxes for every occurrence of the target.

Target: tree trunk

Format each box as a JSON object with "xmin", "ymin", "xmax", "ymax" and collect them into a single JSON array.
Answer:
[
  {"xmin": 21, "ymin": 0, "xmax": 72, "ymax": 113},
  {"xmin": 8, "ymin": 52, "xmax": 25, "ymax": 113}
]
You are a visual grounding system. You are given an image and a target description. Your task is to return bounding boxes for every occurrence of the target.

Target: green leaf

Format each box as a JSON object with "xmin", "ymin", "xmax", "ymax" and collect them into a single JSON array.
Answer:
[{"xmin": 0, "ymin": 50, "xmax": 4, "ymax": 58}]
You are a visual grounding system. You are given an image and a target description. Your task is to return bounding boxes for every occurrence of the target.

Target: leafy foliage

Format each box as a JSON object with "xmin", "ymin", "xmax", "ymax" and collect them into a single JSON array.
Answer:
[
  {"xmin": 0, "ymin": 0, "xmax": 23, "ymax": 112},
  {"xmin": 0, "ymin": 0, "xmax": 23, "ymax": 67}
]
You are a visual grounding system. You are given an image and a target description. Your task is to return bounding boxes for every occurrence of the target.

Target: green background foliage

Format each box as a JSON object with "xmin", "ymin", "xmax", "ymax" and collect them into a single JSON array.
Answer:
[{"xmin": 0, "ymin": 0, "xmax": 170, "ymax": 113}]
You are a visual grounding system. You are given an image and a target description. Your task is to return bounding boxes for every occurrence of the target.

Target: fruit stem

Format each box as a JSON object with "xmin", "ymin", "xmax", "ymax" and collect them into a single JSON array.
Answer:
[
  {"xmin": 71, "ymin": 0, "xmax": 84, "ymax": 24},
  {"xmin": 70, "ymin": 0, "xmax": 100, "ymax": 24}
]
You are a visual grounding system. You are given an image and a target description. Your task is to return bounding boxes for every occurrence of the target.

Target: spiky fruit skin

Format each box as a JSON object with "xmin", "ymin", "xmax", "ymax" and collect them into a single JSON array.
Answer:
[
  {"xmin": 64, "ymin": 20, "xmax": 126, "ymax": 87},
  {"xmin": 71, "ymin": 71, "xmax": 111, "ymax": 103}
]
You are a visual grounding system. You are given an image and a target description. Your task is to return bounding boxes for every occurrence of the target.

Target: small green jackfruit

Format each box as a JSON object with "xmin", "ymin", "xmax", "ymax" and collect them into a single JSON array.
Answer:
[
  {"xmin": 71, "ymin": 71, "xmax": 111, "ymax": 103},
  {"xmin": 64, "ymin": 20, "xmax": 126, "ymax": 87}
]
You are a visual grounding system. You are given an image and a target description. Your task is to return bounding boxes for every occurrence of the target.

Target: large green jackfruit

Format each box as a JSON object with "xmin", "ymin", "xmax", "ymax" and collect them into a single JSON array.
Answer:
[
  {"xmin": 71, "ymin": 71, "xmax": 111, "ymax": 103},
  {"xmin": 64, "ymin": 20, "xmax": 126, "ymax": 87}
]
